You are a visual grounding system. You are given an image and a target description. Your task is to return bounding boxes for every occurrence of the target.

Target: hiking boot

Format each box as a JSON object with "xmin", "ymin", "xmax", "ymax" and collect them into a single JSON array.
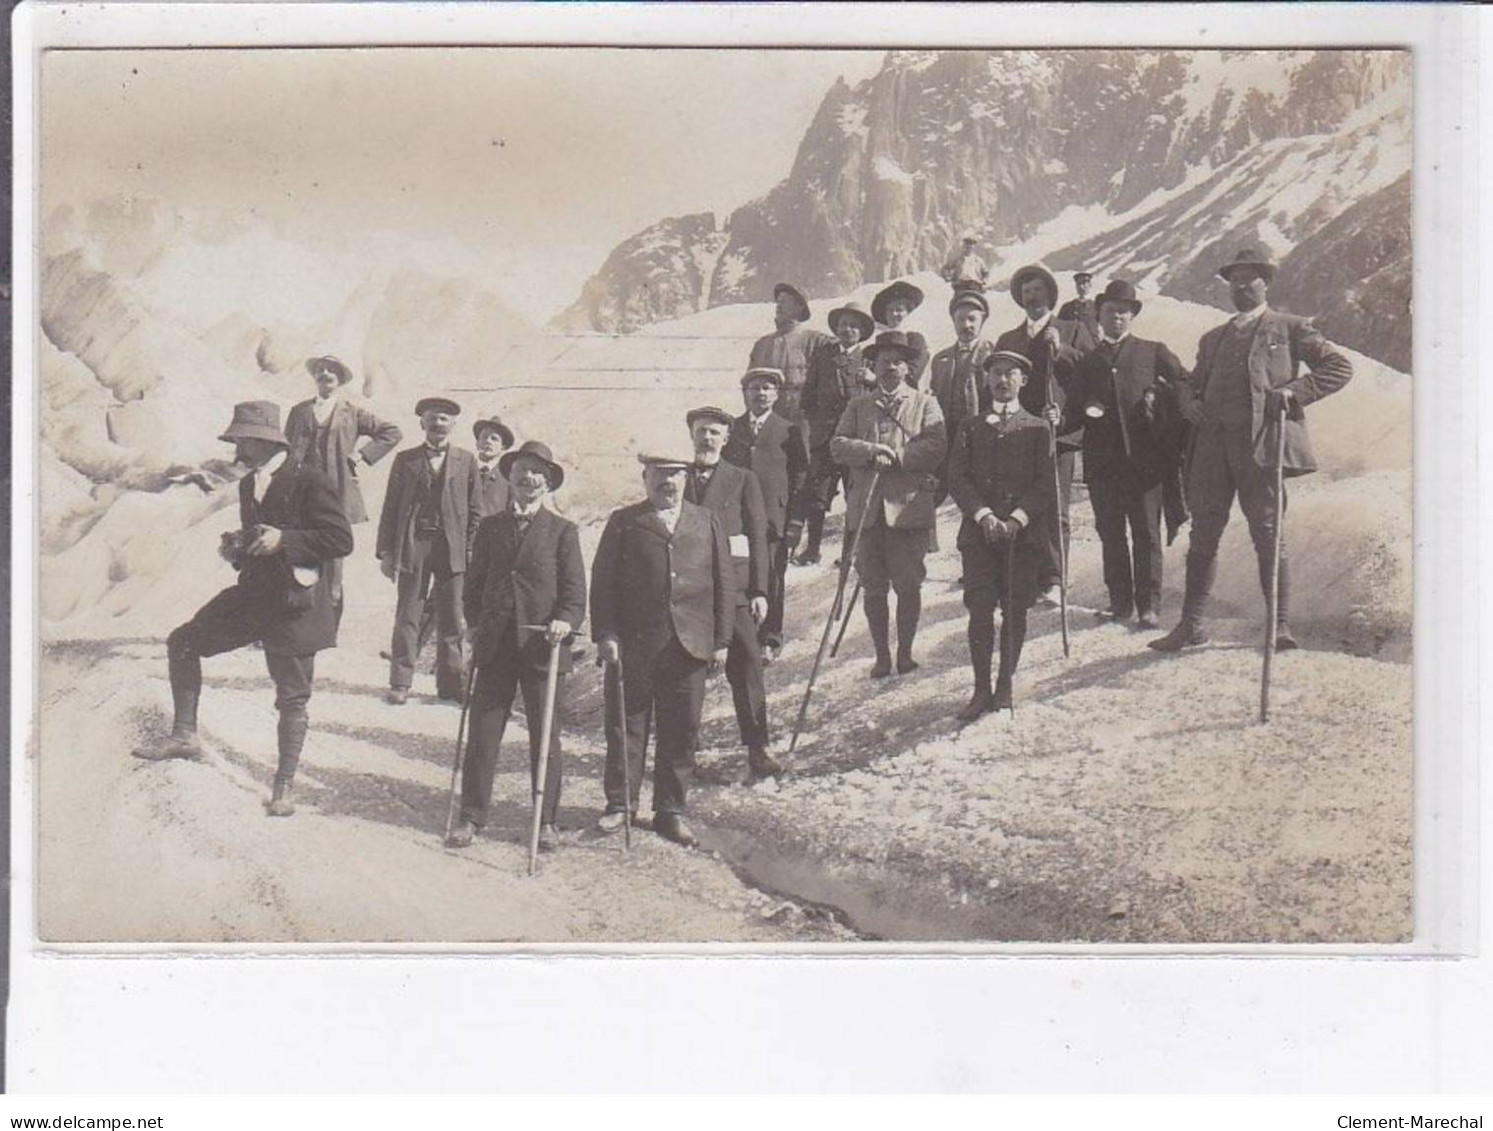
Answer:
[
  {"xmin": 957, "ymin": 689, "xmax": 996, "ymax": 724},
  {"xmin": 537, "ymin": 823, "xmax": 560, "ymax": 853},
  {"xmin": 1036, "ymin": 584, "xmax": 1062, "ymax": 608},
  {"xmin": 654, "ymin": 813, "xmax": 698, "ymax": 848},
  {"xmin": 265, "ymin": 779, "xmax": 296, "ymax": 818},
  {"xmin": 748, "ymin": 748, "xmax": 785, "ymax": 782},
  {"xmin": 131, "ymin": 732, "xmax": 203, "ymax": 762},
  {"xmin": 1149, "ymin": 621, "xmax": 1209, "ymax": 651},
  {"xmin": 447, "ymin": 819, "xmax": 477, "ymax": 848},
  {"xmin": 385, "ymin": 687, "xmax": 410, "ymax": 706},
  {"xmin": 896, "ymin": 651, "xmax": 920, "ymax": 675},
  {"xmin": 1274, "ymin": 625, "xmax": 1299, "ymax": 652},
  {"xmin": 992, "ymin": 679, "xmax": 1014, "ymax": 713},
  {"xmin": 597, "ymin": 809, "xmax": 632, "ymax": 833},
  {"xmin": 1135, "ymin": 609, "xmax": 1160, "ymax": 630}
]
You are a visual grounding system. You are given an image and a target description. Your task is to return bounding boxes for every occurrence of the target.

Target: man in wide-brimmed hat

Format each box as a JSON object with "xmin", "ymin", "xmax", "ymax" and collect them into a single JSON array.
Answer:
[
  {"xmin": 724, "ymin": 367, "xmax": 809, "ymax": 660},
  {"xmin": 994, "ymin": 262, "xmax": 1097, "ymax": 607},
  {"xmin": 1057, "ymin": 271, "xmax": 1100, "ymax": 338},
  {"xmin": 471, "ymin": 414, "xmax": 516, "ymax": 518},
  {"xmin": 1064, "ymin": 280, "xmax": 1189, "ymax": 629},
  {"xmin": 748, "ymin": 282, "xmax": 832, "ymax": 425},
  {"xmin": 797, "ymin": 299, "xmax": 875, "ymax": 565},
  {"xmin": 284, "ymin": 355, "xmax": 401, "ymax": 622},
  {"xmin": 450, "ymin": 439, "xmax": 584, "ymax": 853},
  {"xmin": 830, "ymin": 330, "xmax": 947, "ymax": 677},
  {"xmin": 591, "ymin": 452, "xmax": 733, "ymax": 848},
  {"xmin": 376, "ymin": 396, "xmax": 483, "ymax": 705},
  {"xmin": 941, "ymin": 232, "xmax": 990, "ymax": 290},
  {"xmin": 928, "ymin": 287, "xmax": 997, "ymax": 491},
  {"xmin": 133, "ymin": 401, "xmax": 354, "ymax": 819},
  {"xmin": 871, "ymin": 280, "xmax": 931, "ymax": 388},
  {"xmin": 1151, "ymin": 248, "xmax": 1354, "ymax": 653}
]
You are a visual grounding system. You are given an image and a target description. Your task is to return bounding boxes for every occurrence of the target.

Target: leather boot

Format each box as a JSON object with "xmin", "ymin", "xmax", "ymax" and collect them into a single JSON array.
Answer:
[
  {"xmin": 266, "ymin": 778, "xmax": 296, "ymax": 817},
  {"xmin": 895, "ymin": 589, "xmax": 921, "ymax": 673},
  {"xmin": 748, "ymin": 745, "xmax": 785, "ymax": 782},
  {"xmin": 958, "ymin": 613, "xmax": 996, "ymax": 723},
  {"xmin": 1261, "ymin": 555, "xmax": 1298, "ymax": 651},
  {"xmin": 797, "ymin": 510, "xmax": 825, "ymax": 565},
  {"xmin": 1150, "ymin": 552, "xmax": 1215, "ymax": 651},
  {"xmin": 993, "ymin": 607, "xmax": 1026, "ymax": 712},
  {"xmin": 864, "ymin": 591, "xmax": 893, "ymax": 677}
]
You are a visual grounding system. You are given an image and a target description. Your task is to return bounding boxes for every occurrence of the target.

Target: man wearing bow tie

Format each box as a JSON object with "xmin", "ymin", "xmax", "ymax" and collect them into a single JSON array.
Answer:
[
  {"xmin": 947, "ymin": 352, "xmax": 1055, "ymax": 720},
  {"xmin": 376, "ymin": 397, "xmax": 482, "ymax": 705}
]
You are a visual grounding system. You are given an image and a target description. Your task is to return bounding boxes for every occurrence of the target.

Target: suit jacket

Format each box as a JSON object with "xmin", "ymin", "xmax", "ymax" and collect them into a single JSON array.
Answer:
[
  {"xmin": 993, "ymin": 316, "xmax": 1096, "ymax": 449},
  {"xmin": 1056, "ymin": 297, "xmax": 1099, "ymax": 338},
  {"xmin": 685, "ymin": 460, "xmax": 769, "ymax": 608},
  {"xmin": 474, "ymin": 460, "xmax": 511, "ymax": 518},
  {"xmin": 284, "ymin": 398, "xmax": 401, "ymax": 525},
  {"xmin": 590, "ymin": 500, "xmax": 733, "ymax": 665},
  {"xmin": 946, "ymin": 408, "xmax": 1055, "ymax": 554},
  {"xmin": 1067, "ymin": 335, "xmax": 1190, "ymax": 486},
  {"xmin": 463, "ymin": 507, "xmax": 586, "ymax": 673},
  {"xmin": 829, "ymin": 383, "xmax": 947, "ymax": 531},
  {"xmin": 724, "ymin": 411, "xmax": 807, "ymax": 540},
  {"xmin": 749, "ymin": 325, "xmax": 834, "ymax": 420},
  {"xmin": 234, "ymin": 458, "xmax": 354, "ymax": 656},
  {"xmin": 375, "ymin": 445, "xmax": 483, "ymax": 574},
  {"xmin": 800, "ymin": 339, "xmax": 872, "ymax": 450},
  {"xmin": 926, "ymin": 338, "xmax": 998, "ymax": 445}
]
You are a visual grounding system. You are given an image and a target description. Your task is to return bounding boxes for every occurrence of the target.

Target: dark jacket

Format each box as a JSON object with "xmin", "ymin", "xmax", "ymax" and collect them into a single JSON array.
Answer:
[
  {"xmin": 926, "ymin": 338, "xmax": 998, "ymax": 453},
  {"xmin": 590, "ymin": 500, "xmax": 734, "ymax": 665},
  {"xmin": 946, "ymin": 408, "xmax": 1055, "ymax": 554},
  {"xmin": 993, "ymin": 316, "xmax": 1096, "ymax": 449},
  {"xmin": 800, "ymin": 339, "xmax": 872, "ymax": 451},
  {"xmin": 1066, "ymin": 335, "xmax": 1190, "ymax": 486},
  {"xmin": 234, "ymin": 458, "xmax": 354, "ymax": 656},
  {"xmin": 685, "ymin": 459, "xmax": 769, "ymax": 607},
  {"xmin": 376, "ymin": 445, "xmax": 483, "ymax": 574},
  {"xmin": 1056, "ymin": 297, "xmax": 1099, "ymax": 339},
  {"xmin": 284, "ymin": 398, "xmax": 401, "ymax": 525},
  {"xmin": 723, "ymin": 411, "xmax": 807, "ymax": 541},
  {"xmin": 463, "ymin": 507, "xmax": 586, "ymax": 673},
  {"xmin": 474, "ymin": 460, "xmax": 511, "ymax": 519}
]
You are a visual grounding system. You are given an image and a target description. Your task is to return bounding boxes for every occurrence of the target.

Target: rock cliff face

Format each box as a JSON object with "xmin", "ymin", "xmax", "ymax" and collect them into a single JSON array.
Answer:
[{"xmin": 558, "ymin": 49, "xmax": 1410, "ymax": 366}]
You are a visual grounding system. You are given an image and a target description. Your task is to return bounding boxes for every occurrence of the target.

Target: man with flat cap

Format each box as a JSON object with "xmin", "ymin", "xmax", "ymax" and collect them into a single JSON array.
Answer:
[
  {"xmin": 472, "ymin": 414, "xmax": 516, "ymax": 518},
  {"xmin": 994, "ymin": 262, "xmax": 1097, "ymax": 607},
  {"xmin": 284, "ymin": 355, "xmax": 401, "ymax": 621},
  {"xmin": 927, "ymin": 287, "xmax": 997, "ymax": 491},
  {"xmin": 942, "ymin": 232, "xmax": 990, "ymax": 290},
  {"xmin": 133, "ymin": 401, "xmax": 353, "ymax": 819},
  {"xmin": 592, "ymin": 452, "xmax": 733, "ymax": 847},
  {"xmin": 1152, "ymin": 249, "xmax": 1353, "ymax": 653},
  {"xmin": 749, "ymin": 282, "xmax": 832, "ymax": 425},
  {"xmin": 685, "ymin": 404, "xmax": 781, "ymax": 781},
  {"xmin": 1057, "ymin": 271, "xmax": 1100, "ymax": 339},
  {"xmin": 830, "ymin": 329, "xmax": 947, "ymax": 677},
  {"xmin": 872, "ymin": 280, "xmax": 931, "ymax": 389},
  {"xmin": 797, "ymin": 299, "xmax": 875, "ymax": 566},
  {"xmin": 377, "ymin": 396, "xmax": 482, "ymax": 705},
  {"xmin": 724, "ymin": 367, "xmax": 809, "ymax": 662},
  {"xmin": 947, "ymin": 351, "xmax": 1055, "ymax": 720},
  {"xmin": 450, "ymin": 440, "xmax": 584, "ymax": 853}
]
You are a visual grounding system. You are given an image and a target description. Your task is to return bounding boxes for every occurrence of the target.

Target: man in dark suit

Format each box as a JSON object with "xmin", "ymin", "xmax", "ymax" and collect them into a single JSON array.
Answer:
[
  {"xmin": 1057, "ymin": 271, "xmax": 1100, "ymax": 338},
  {"xmin": 724, "ymin": 368, "xmax": 808, "ymax": 661},
  {"xmin": 1152, "ymin": 249, "xmax": 1354, "ymax": 653},
  {"xmin": 1067, "ymin": 280, "xmax": 1189, "ymax": 629},
  {"xmin": 450, "ymin": 440, "xmax": 585, "ymax": 852},
  {"xmin": 926, "ymin": 288, "xmax": 997, "ymax": 493},
  {"xmin": 591, "ymin": 453, "xmax": 733, "ymax": 848},
  {"xmin": 376, "ymin": 397, "xmax": 482, "ymax": 704},
  {"xmin": 687, "ymin": 405, "xmax": 782, "ymax": 782},
  {"xmin": 133, "ymin": 402, "xmax": 353, "ymax": 818},
  {"xmin": 947, "ymin": 353, "xmax": 1055, "ymax": 720},
  {"xmin": 994, "ymin": 263, "xmax": 1097, "ymax": 606},
  {"xmin": 471, "ymin": 414, "xmax": 515, "ymax": 518}
]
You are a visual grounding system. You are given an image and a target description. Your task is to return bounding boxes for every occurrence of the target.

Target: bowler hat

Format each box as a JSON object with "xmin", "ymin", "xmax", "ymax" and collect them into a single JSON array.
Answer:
[
  {"xmin": 1217, "ymin": 248, "xmax": 1276, "ymax": 283},
  {"xmin": 415, "ymin": 396, "xmax": 461, "ymax": 417},
  {"xmin": 982, "ymin": 350, "xmax": 1033, "ymax": 374},
  {"xmin": 498, "ymin": 439, "xmax": 564, "ymax": 489},
  {"xmin": 826, "ymin": 301, "xmax": 875, "ymax": 341},
  {"xmin": 686, "ymin": 405, "xmax": 735, "ymax": 430},
  {"xmin": 772, "ymin": 282, "xmax": 811, "ymax": 323},
  {"xmin": 637, "ymin": 451, "xmax": 694, "ymax": 470},
  {"xmin": 949, "ymin": 287, "xmax": 990, "ymax": 319},
  {"xmin": 871, "ymin": 280, "xmax": 925, "ymax": 325},
  {"xmin": 1094, "ymin": 279, "xmax": 1143, "ymax": 316},
  {"xmin": 305, "ymin": 355, "xmax": 355, "ymax": 386},
  {"xmin": 1009, "ymin": 264, "xmax": 1059, "ymax": 310},
  {"xmin": 218, "ymin": 400, "xmax": 288, "ymax": 446},
  {"xmin": 863, "ymin": 330, "xmax": 919, "ymax": 366},
  {"xmin": 741, "ymin": 367, "xmax": 785, "ymax": 390},
  {"xmin": 471, "ymin": 415, "xmax": 515, "ymax": 447}
]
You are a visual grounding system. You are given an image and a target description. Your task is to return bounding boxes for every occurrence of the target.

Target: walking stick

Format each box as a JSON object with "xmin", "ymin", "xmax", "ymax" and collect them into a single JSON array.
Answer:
[
  {"xmin": 1003, "ymin": 532, "xmax": 1017, "ymax": 719},
  {"xmin": 1260, "ymin": 401, "xmax": 1289, "ymax": 724},
  {"xmin": 1044, "ymin": 354, "xmax": 1071, "ymax": 659},
  {"xmin": 614, "ymin": 652, "xmax": 632, "ymax": 851},
  {"xmin": 789, "ymin": 467, "xmax": 882, "ymax": 753},
  {"xmin": 527, "ymin": 637, "xmax": 564, "ymax": 876},
  {"xmin": 830, "ymin": 577, "xmax": 862, "ymax": 658},
  {"xmin": 443, "ymin": 660, "xmax": 480, "ymax": 843}
]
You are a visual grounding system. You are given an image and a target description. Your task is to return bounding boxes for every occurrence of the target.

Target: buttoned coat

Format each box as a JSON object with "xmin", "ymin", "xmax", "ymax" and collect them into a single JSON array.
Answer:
[
  {"xmin": 685, "ymin": 459, "xmax": 770, "ymax": 607},
  {"xmin": 800, "ymin": 339, "xmax": 871, "ymax": 451},
  {"xmin": 926, "ymin": 337, "xmax": 998, "ymax": 442},
  {"xmin": 284, "ymin": 398, "xmax": 402, "ymax": 525},
  {"xmin": 474, "ymin": 461, "xmax": 511, "ymax": 518},
  {"xmin": 829, "ymin": 384, "xmax": 947, "ymax": 531},
  {"xmin": 723, "ymin": 411, "xmax": 807, "ymax": 541},
  {"xmin": 463, "ymin": 507, "xmax": 586, "ymax": 673},
  {"xmin": 590, "ymin": 500, "xmax": 733, "ymax": 665},
  {"xmin": 375, "ymin": 445, "xmax": 483, "ymax": 575},
  {"xmin": 946, "ymin": 408, "xmax": 1056, "ymax": 554},
  {"xmin": 993, "ymin": 316, "xmax": 1097, "ymax": 445},
  {"xmin": 1067, "ymin": 335, "xmax": 1190, "ymax": 486}
]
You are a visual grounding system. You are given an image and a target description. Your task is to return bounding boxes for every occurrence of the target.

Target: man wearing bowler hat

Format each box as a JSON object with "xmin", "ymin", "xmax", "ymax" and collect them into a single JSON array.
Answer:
[
  {"xmin": 1151, "ymin": 249, "xmax": 1353, "ymax": 653},
  {"xmin": 724, "ymin": 367, "xmax": 809, "ymax": 661},
  {"xmin": 1066, "ymin": 280, "xmax": 1189, "ymax": 628},
  {"xmin": 132, "ymin": 401, "xmax": 353, "ymax": 819},
  {"xmin": 1058, "ymin": 271, "xmax": 1100, "ymax": 338},
  {"xmin": 994, "ymin": 262, "xmax": 1096, "ymax": 607},
  {"xmin": 798, "ymin": 299, "xmax": 875, "ymax": 565},
  {"xmin": 591, "ymin": 453, "xmax": 733, "ymax": 847},
  {"xmin": 377, "ymin": 396, "xmax": 482, "ymax": 704},
  {"xmin": 284, "ymin": 355, "xmax": 401, "ymax": 621},
  {"xmin": 871, "ymin": 280, "xmax": 931, "ymax": 388},
  {"xmin": 927, "ymin": 287, "xmax": 997, "ymax": 490},
  {"xmin": 749, "ymin": 282, "xmax": 832, "ymax": 425},
  {"xmin": 450, "ymin": 440, "xmax": 584, "ymax": 852},
  {"xmin": 472, "ymin": 414, "xmax": 516, "ymax": 518},
  {"xmin": 830, "ymin": 330, "xmax": 947, "ymax": 677}
]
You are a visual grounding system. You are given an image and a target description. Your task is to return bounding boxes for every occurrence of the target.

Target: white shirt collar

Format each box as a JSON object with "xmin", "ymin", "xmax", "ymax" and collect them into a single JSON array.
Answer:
[
  {"xmin": 1025, "ymin": 311, "xmax": 1053, "ymax": 337},
  {"xmin": 652, "ymin": 505, "xmax": 681, "ymax": 533},
  {"xmin": 984, "ymin": 403, "xmax": 1019, "ymax": 425},
  {"xmin": 1232, "ymin": 304, "xmax": 1267, "ymax": 328},
  {"xmin": 251, "ymin": 449, "xmax": 288, "ymax": 502},
  {"xmin": 311, "ymin": 391, "xmax": 339, "ymax": 424},
  {"xmin": 510, "ymin": 497, "xmax": 543, "ymax": 519},
  {"xmin": 748, "ymin": 408, "xmax": 774, "ymax": 428},
  {"xmin": 1099, "ymin": 330, "xmax": 1130, "ymax": 346}
]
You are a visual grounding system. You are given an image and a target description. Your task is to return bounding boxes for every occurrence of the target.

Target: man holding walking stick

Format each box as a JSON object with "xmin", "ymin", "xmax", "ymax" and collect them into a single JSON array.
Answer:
[{"xmin": 447, "ymin": 440, "xmax": 584, "ymax": 852}]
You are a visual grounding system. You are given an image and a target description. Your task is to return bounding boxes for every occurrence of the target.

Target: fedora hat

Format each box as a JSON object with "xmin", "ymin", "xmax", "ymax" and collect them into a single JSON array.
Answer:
[
  {"xmin": 1094, "ymin": 279, "xmax": 1143, "ymax": 315},
  {"xmin": 1217, "ymin": 248, "xmax": 1276, "ymax": 283},
  {"xmin": 863, "ymin": 330, "xmax": 919, "ymax": 366},
  {"xmin": 498, "ymin": 439, "xmax": 564, "ymax": 489},
  {"xmin": 305, "ymin": 355, "xmax": 355, "ymax": 386},
  {"xmin": 686, "ymin": 405, "xmax": 735, "ymax": 430},
  {"xmin": 949, "ymin": 287, "xmax": 990, "ymax": 319},
  {"xmin": 1009, "ymin": 264, "xmax": 1059, "ymax": 310},
  {"xmin": 472, "ymin": 415, "xmax": 515, "ymax": 447},
  {"xmin": 414, "ymin": 396, "xmax": 461, "ymax": 417},
  {"xmin": 218, "ymin": 400, "xmax": 288, "ymax": 447},
  {"xmin": 826, "ymin": 301, "xmax": 875, "ymax": 341},
  {"xmin": 871, "ymin": 280, "xmax": 925, "ymax": 325},
  {"xmin": 741, "ymin": 367, "xmax": 785, "ymax": 390},
  {"xmin": 982, "ymin": 349, "xmax": 1033, "ymax": 374},
  {"xmin": 772, "ymin": 282, "xmax": 811, "ymax": 323}
]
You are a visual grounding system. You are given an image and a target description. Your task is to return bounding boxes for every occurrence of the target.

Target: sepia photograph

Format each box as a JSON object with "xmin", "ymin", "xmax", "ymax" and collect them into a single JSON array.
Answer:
[{"xmin": 31, "ymin": 41, "xmax": 1415, "ymax": 947}]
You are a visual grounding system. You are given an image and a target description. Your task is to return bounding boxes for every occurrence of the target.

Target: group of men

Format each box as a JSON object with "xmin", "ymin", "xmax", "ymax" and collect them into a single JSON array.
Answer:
[{"xmin": 129, "ymin": 242, "xmax": 1353, "ymax": 855}]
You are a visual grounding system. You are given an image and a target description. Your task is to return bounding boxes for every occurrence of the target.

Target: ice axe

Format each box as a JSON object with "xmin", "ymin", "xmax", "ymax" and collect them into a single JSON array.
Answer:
[
  {"xmin": 829, "ymin": 577, "xmax": 861, "ymax": 658},
  {"xmin": 1043, "ymin": 351, "xmax": 1071, "ymax": 659},
  {"xmin": 442, "ymin": 660, "xmax": 481, "ymax": 844},
  {"xmin": 1260, "ymin": 402, "xmax": 1288, "ymax": 724}
]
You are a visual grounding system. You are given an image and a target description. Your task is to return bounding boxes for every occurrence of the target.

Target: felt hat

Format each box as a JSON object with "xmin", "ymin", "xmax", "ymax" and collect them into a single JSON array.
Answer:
[
  {"xmin": 1094, "ymin": 279, "xmax": 1143, "ymax": 316},
  {"xmin": 826, "ymin": 301, "xmax": 876, "ymax": 341},
  {"xmin": 686, "ymin": 405, "xmax": 735, "ymax": 430},
  {"xmin": 471, "ymin": 415, "xmax": 515, "ymax": 447},
  {"xmin": 772, "ymin": 282, "xmax": 811, "ymax": 323},
  {"xmin": 982, "ymin": 349, "xmax": 1033, "ymax": 374},
  {"xmin": 863, "ymin": 330, "xmax": 919, "ymax": 366},
  {"xmin": 949, "ymin": 287, "xmax": 990, "ymax": 318},
  {"xmin": 305, "ymin": 355, "xmax": 355, "ymax": 386},
  {"xmin": 1217, "ymin": 248, "xmax": 1276, "ymax": 283},
  {"xmin": 414, "ymin": 397, "xmax": 461, "ymax": 417},
  {"xmin": 741, "ymin": 367, "xmax": 785, "ymax": 390},
  {"xmin": 497, "ymin": 439, "xmax": 564, "ymax": 489},
  {"xmin": 218, "ymin": 400, "xmax": 288, "ymax": 446},
  {"xmin": 1008, "ymin": 264, "xmax": 1059, "ymax": 310},
  {"xmin": 871, "ymin": 280, "xmax": 925, "ymax": 325}
]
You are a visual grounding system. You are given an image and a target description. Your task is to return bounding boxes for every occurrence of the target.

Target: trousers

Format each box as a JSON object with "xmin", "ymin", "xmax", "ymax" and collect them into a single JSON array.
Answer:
[
  {"xmin": 602, "ymin": 638, "xmax": 706, "ymax": 816},
  {"xmin": 389, "ymin": 534, "xmax": 465, "ymax": 696},
  {"xmin": 1088, "ymin": 472, "xmax": 1165, "ymax": 615},
  {"xmin": 460, "ymin": 647, "xmax": 564, "ymax": 828}
]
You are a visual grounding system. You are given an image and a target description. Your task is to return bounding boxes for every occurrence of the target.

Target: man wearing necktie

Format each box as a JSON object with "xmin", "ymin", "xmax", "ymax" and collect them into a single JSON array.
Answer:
[
  {"xmin": 376, "ymin": 397, "xmax": 482, "ymax": 704},
  {"xmin": 927, "ymin": 287, "xmax": 997, "ymax": 497},
  {"xmin": 472, "ymin": 415, "xmax": 515, "ymax": 518}
]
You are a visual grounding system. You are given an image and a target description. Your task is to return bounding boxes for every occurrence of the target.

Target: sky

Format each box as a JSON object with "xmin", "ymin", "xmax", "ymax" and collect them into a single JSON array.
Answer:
[{"xmin": 41, "ymin": 47, "xmax": 887, "ymax": 321}]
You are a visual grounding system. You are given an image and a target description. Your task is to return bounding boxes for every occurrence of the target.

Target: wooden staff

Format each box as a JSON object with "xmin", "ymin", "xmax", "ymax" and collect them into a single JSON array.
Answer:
[{"xmin": 1260, "ymin": 401, "xmax": 1288, "ymax": 723}]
